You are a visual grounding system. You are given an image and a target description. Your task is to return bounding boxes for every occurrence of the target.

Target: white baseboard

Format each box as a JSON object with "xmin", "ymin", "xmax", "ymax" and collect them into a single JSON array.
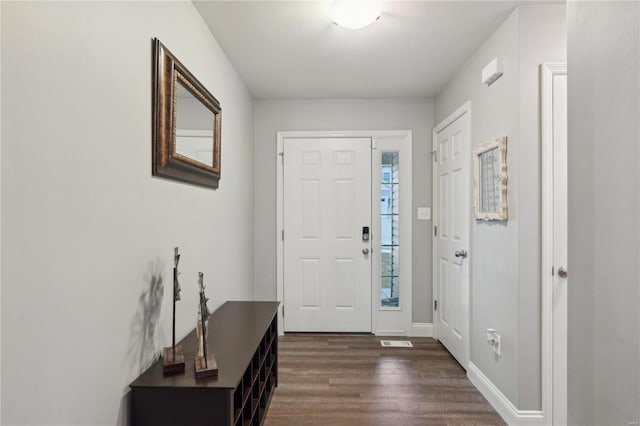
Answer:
[
  {"xmin": 374, "ymin": 329, "xmax": 406, "ymax": 336},
  {"xmin": 374, "ymin": 323, "xmax": 434, "ymax": 337},
  {"xmin": 410, "ymin": 322, "xmax": 433, "ymax": 337},
  {"xmin": 467, "ymin": 362, "xmax": 545, "ymax": 426}
]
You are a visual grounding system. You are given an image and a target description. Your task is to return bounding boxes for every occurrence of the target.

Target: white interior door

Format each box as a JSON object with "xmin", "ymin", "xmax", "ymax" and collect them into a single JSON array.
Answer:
[
  {"xmin": 552, "ymin": 73, "xmax": 568, "ymax": 426},
  {"xmin": 283, "ymin": 137, "xmax": 372, "ymax": 332},
  {"xmin": 434, "ymin": 105, "xmax": 471, "ymax": 368},
  {"xmin": 542, "ymin": 63, "xmax": 567, "ymax": 425}
]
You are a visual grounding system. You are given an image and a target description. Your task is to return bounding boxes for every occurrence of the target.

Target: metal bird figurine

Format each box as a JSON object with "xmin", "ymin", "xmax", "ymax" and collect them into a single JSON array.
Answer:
[
  {"xmin": 194, "ymin": 272, "xmax": 217, "ymax": 378},
  {"xmin": 173, "ymin": 247, "xmax": 181, "ymax": 302},
  {"xmin": 197, "ymin": 272, "xmax": 211, "ymax": 322},
  {"xmin": 163, "ymin": 246, "xmax": 185, "ymax": 375}
]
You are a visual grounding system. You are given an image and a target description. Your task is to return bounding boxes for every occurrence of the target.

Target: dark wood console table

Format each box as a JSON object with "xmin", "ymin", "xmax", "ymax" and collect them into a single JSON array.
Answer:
[{"xmin": 130, "ymin": 301, "xmax": 280, "ymax": 426}]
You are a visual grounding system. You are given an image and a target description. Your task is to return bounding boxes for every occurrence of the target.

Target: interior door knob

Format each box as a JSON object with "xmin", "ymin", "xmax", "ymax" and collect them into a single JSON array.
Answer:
[
  {"xmin": 454, "ymin": 250, "xmax": 468, "ymax": 258},
  {"xmin": 558, "ymin": 266, "xmax": 568, "ymax": 278},
  {"xmin": 362, "ymin": 248, "xmax": 370, "ymax": 255}
]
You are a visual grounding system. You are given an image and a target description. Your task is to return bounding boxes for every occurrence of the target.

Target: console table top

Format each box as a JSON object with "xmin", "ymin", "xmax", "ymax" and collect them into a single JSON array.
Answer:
[{"xmin": 130, "ymin": 300, "xmax": 279, "ymax": 390}]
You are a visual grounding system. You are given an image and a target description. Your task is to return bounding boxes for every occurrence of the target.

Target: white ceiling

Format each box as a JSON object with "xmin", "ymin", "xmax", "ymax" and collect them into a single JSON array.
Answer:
[{"xmin": 194, "ymin": 1, "xmax": 558, "ymax": 99}]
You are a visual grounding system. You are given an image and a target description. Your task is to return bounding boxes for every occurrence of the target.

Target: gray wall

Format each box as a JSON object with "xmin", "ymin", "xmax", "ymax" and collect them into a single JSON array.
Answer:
[
  {"xmin": 567, "ymin": 1, "xmax": 640, "ymax": 425},
  {"xmin": 516, "ymin": 5, "xmax": 567, "ymax": 409},
  {"xmin": 435, "ymin": 4, "xmax": 565, "ymax": 410},
  {"xmin": 1, "ymin": 2, "xmax": 255, "ymax": 424},
  {"xmin": 253, "ymin": 98, "xmax": 434, "ymax": 323}
]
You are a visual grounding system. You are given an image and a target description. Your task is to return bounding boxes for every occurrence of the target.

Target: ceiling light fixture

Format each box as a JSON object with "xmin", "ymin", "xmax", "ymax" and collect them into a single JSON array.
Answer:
[{"xmin": 331, "ymin": 0, "xmax": 381, "ymax": 30}]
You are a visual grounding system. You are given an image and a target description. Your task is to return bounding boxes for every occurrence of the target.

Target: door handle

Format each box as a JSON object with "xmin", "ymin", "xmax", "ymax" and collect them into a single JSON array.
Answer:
[
  {"xmin": 362, "ymin": 248, "xmax": 370, "ymax": 255},
  {"xmin": 558, "ymin": 266, "xmax": 568, "ymax": 278},
  {"xmin": 454, "ymin": 250, "xmax": 468, "ymax": 258}
]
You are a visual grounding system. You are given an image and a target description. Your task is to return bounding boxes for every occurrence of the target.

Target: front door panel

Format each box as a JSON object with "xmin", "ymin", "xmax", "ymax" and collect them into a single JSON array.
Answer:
[{"xmin": 283, "ymin": 137, "xmax": 372, "ymax": 332}]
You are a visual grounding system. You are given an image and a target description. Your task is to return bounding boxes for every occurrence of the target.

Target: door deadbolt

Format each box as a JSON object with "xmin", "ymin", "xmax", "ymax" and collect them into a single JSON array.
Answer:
[{"xmin": 362, "ymin": 248, "xmax": 370, "ymax": 255}]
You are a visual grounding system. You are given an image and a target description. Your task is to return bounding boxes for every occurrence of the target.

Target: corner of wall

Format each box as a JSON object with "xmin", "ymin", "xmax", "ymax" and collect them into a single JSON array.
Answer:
[
  {"xmin": 0, "ymin": 2, "xmax": 3, "ymax": 422},
  {"xmin": 410, "ymin": 323, "xmax": 433, "ymax": 337}
]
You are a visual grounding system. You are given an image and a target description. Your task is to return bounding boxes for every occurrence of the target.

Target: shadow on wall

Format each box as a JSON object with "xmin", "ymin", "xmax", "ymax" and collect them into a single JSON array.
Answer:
[
  {"xmin": 119, "ymin": 258, "xmax": 166, "ymax": 425},
  {"xmin": 128, "ymin": 258, "xmax": 166, "ymax": 376},
  {"xmin": 116, "ymin": 391, "xmax": 132, "ymax": 426}
]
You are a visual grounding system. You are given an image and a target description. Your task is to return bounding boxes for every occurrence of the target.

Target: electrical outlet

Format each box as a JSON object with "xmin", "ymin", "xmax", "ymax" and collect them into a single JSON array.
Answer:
[
  {"xmin": 486, "ymin": 329, "xmax": 501, "ymax": 357},
  {"xmin": 493, "ymin": 333, "xmax": 501, "ymax": 356},
  {"xmin": 486, "ymin": 328, "xmax": 495, "ymax": 343}
]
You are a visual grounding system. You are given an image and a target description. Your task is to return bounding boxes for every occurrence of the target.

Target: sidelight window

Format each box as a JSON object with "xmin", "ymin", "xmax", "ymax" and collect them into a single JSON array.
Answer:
[{"xmin": 380, "ymin": 152, "xmax": 400, "ymax": 308}]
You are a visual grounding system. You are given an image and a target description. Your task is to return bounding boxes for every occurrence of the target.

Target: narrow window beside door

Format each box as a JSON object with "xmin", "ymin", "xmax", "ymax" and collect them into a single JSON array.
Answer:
[{"xmin": 381, "ymin": 152, "xmax": 400, "ymax": 308}]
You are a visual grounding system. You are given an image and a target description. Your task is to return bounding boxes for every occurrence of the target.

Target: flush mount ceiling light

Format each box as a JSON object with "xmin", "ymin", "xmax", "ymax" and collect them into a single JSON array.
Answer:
[{"xmin": 331, "ymin": 0, "xmax": 381, "ymax": 30}]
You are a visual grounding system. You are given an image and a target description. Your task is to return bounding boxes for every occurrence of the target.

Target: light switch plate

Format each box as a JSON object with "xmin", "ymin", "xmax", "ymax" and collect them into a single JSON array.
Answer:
[{"xmin": 418, "ymin": 207, "xmax": 431, "ymax": 221}]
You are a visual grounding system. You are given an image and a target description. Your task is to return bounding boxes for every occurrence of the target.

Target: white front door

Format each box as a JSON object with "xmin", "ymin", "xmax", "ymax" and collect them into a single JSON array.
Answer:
[
  {"xmin": 434, "ymin": 105, "xmax": 471, "ymax": 368},
  {"xmin": 283, "ymin": 137, "xmax": 372, "ymax": 332}
]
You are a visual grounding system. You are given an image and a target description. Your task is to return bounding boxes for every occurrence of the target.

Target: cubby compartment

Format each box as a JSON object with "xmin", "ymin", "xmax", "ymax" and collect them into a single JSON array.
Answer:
[{"xmin": 231, "ymin": 311, "xmax": 279, "ymax": 426}]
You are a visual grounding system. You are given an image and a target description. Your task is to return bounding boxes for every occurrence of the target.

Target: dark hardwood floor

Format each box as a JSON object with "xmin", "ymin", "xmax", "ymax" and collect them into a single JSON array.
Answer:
[{"xmin": 265, "ymin": 334, "xmax": 505, "ymax": 426}]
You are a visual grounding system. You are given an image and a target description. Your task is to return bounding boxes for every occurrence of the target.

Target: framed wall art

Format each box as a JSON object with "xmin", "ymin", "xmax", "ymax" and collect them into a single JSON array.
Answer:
[{"xmin": 473, "ymin": 136, "xmax": 507, "ymax": 221}]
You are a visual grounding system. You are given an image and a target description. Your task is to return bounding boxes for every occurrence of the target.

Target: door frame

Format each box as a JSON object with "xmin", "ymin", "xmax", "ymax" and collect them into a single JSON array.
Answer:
[
  {"xmin": 431, "ymin": 101, "xmax": 472, "ymax": 369},
  {"xmin": 370, "ymin": 134, "xmax": 413, "ymax": 336},
  {"xmin": 540, "ymin": 62, "xmax": 567, "ymax": 425},
  {"xmin": 276, "ymin": 130, "xmax": 412, "ymax": 336}
]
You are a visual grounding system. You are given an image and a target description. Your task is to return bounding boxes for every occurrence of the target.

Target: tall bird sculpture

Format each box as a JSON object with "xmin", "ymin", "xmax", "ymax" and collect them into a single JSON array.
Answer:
[{"xmin": 163, "ymin": 247, "xmax": 185, "ymax": 375}]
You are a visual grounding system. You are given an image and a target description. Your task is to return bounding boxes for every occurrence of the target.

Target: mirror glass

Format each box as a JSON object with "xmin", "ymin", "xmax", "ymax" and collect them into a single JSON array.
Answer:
[
  {"xmin": 152, "ymin": 38, "xmax": 221, "ymax": 189},
  {"xmin": 175, "ymin": 80, "xmax": 215, "ymax": 167},
  {"xmin": 479, "ymin": 147, "xmax": 499, "ymax": 213},
  {"xmin": 473, "ymin": 136, "xmax": 507, "ymax": 221}
]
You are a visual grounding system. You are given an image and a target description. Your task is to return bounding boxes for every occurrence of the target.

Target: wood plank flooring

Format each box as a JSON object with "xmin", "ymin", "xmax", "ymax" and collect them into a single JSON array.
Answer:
[{"xmin": 265, "ymin": 334, "xmax": 505, "ymax": 426}]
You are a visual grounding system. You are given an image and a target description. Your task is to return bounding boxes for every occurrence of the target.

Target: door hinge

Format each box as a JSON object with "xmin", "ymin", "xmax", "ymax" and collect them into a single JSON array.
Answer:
[
  {"xmin": 282, "ymin": 229, "xmax": 284, "ymax": 241},
  {"xmin": 279, "ymin": 152, "xmax": 284, "ymax": 164},
  {"xmin": 430, "ymin": 150, "xmax": 438, "ymax": 162},
  {"xmin": 552, "ymin": 266, "xmax": 554, "ymax": 276},
  {"xmin": 434, "ymin": 226, "xmax": 438, "ymax": 237},
  {"xmin": 434, "ymin": 300, "xmax": 438, "ymax": 311},
  {"xmin": 282, "ymin": 306, "xmax": 285, "ymax": 318}
]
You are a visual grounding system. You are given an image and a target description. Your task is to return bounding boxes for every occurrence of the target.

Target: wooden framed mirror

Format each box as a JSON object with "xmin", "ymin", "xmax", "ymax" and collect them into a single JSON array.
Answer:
[{"xmin": 152, "ymin": 38, "xmax": 221, "ymax": 189}]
